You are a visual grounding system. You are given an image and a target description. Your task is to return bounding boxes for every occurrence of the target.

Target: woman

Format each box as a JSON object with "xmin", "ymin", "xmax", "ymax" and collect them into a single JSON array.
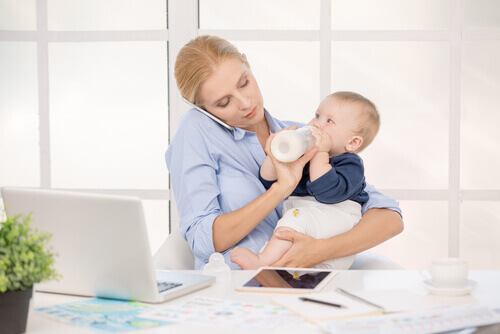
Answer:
[{"xmin": 166, "ymin": 35, "xmax": 403, "ymax": 270}]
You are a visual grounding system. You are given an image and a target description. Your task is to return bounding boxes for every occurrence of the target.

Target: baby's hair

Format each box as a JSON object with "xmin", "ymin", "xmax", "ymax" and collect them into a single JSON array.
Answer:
[
  {"xmin": 328, "ymin": 91, "xmax": 380, "ymax": 152},
  {"xmin": 175, "ymin": 35, "xmax": 249, "ymax": 106}
]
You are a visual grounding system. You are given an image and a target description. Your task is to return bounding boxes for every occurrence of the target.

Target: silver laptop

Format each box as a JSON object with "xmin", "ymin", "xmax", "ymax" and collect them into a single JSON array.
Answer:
[{"xmin": 1, "ymin": 187, "xmax": 214, "ymax": 303}]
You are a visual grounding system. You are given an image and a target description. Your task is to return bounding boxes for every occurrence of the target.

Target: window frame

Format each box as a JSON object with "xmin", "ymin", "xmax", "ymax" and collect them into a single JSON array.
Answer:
[{"xmin": 1, "ymin": 0, "xmax": 500, "ymax": 258}]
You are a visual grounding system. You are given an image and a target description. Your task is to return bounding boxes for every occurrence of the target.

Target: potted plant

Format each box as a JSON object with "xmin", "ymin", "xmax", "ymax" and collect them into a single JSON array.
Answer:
[{"xmin": 0, "ymin": 213, "xmax": 59, "ymax": 334}]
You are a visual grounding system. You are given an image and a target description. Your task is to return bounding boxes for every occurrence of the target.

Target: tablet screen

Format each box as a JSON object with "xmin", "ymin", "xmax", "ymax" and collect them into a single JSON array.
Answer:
[{"xmin": 242, "ymin": 269, "xmax": 332, "ymax": 289}]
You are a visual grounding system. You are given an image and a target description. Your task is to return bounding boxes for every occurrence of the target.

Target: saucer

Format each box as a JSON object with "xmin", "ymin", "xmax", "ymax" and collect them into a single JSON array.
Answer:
[{"xmin": 422, "ymin": 279, "xmax": 477, "ymax": 296}]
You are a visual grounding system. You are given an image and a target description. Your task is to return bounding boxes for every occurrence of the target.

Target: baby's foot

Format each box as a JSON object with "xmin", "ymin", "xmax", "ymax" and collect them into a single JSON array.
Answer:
[{"xmin": 230, "ymin": 247, "xmax": 264, "ymax": 270}]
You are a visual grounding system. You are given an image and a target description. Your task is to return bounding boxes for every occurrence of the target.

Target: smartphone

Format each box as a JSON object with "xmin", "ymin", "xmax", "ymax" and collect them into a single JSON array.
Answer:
[{"xmin": 182, "ymin": 97, "xmax": 233, "ymax": 130}]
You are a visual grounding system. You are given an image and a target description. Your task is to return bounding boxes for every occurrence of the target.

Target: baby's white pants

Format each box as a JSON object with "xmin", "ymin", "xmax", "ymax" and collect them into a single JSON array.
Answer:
[{"xmin": 274, "ymin": 196, "xmax": 362, "ymax": 270}]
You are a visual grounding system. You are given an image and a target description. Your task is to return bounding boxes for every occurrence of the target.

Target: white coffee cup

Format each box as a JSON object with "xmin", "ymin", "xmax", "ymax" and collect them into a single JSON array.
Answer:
[{"xmin": 423, "ymin": 258, "xmax": 469, "ymax": 288}]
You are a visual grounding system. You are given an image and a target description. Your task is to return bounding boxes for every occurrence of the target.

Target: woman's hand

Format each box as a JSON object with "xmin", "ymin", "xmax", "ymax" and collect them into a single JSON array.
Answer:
[
  {"xmin": 266, "ymin": 126, "xmax": 318, "ymax": 198},
  {"xmin": 271, "ymin": 230, "xmax": 325, "ymax": 268}
]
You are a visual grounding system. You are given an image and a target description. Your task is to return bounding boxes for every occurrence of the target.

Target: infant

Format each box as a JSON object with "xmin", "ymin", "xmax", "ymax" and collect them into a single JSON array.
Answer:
[{"xmin": 230, "ymin": 91, "xmax": 380, "ymax": 270}]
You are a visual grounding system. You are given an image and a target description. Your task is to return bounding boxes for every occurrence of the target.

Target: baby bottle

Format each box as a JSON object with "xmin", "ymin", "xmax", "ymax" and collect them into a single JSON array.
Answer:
[
  {"xmin": 271, "ymin": 126, "xmax": 316, "ymax": 162},
  {"xmin": 202, "ymin": 252, "xmax": 231, "ymax": 283}
]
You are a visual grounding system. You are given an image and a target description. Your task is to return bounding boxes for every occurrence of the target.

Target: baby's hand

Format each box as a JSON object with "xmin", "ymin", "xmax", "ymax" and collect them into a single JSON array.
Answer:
[{"xmin": 310, "ymin": 128, "xmax": 331, "ymax": 153}]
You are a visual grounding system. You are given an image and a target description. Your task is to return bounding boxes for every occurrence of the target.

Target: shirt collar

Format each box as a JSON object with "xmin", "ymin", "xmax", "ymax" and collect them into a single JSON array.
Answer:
[
  {"xmin": 265, "ymin": 109, "xmax": 282, "ymax": 134},
  {"xmin": 231, "ymin": 127, "xmax": 246, "ymax": 140},
  {"xmin": 230, "ymin": 109, "xmax": 279, "ymax": 141}
]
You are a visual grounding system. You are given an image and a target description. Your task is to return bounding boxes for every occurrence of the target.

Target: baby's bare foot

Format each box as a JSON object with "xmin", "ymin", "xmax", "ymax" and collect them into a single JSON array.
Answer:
[{"xmin": 230, "ymin": 247, "xmax": 263, "ymax": 270}]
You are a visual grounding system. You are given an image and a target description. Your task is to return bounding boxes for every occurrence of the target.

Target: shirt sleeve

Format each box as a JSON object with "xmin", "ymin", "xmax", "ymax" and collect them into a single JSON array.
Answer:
[
  {"xmin": 165, "ymin": 113, "xmax": 224, "ymax": 263},
  {"xmin": 362, "ymin": 183, "xmax": 403, "ymax": 218},
  {"xmin": 306, "ymin": 153, "xmax": 366, "ymax": 204}
]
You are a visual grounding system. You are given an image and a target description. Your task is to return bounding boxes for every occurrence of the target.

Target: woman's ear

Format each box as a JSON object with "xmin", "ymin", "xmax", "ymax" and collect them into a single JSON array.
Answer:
[
  {"xmin": 346, "ymin": 136, "xmax": 363, "ymax": 152},
  {"xmin": 242, "ymin": 53, "xmax": 247, "ymax": 60}
]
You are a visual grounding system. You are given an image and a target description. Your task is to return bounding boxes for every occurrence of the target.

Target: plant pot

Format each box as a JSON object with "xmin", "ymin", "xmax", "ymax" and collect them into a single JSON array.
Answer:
[{"xmin": 0, "ymin": 287, "xmax": 33, "ymax": 334}]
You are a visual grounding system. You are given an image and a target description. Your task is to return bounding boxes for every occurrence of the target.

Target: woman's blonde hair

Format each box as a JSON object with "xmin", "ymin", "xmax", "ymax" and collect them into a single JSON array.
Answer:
[{"xmin": 174, "ymin": 35, "xmax": 249, "ymax": 106}]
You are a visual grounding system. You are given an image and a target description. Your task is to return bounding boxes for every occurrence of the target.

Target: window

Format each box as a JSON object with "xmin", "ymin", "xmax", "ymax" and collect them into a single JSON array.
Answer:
[
  {"xmin": 2, "ymin": 0, "xmax": 499, "ymax": 268},
  {"xmin": 196, "ymin": 0, "xmax": 500, "ymax": 269},
  {"xmin": 0, "ymin": 0, "xmax": 169, "ymax": 255}
]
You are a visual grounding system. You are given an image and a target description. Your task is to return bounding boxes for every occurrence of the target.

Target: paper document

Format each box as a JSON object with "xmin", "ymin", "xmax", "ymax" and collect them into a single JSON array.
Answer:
[
  {"xmin": 140, "ymin": 296, "xmax": 304, "ymax": 331},
  {"xmin": 344, "ymin": 288, "xmax": 450, "ymax": 313},
  {"xmin": 272, "ymin": 289, "xmax": 449, "ymax": 323},
  {"xmin": 321, "ymin": 305, "xmax": 500, "ymax": 334},
  {"xmin": 272, "ymin": 291, "xmax": 382, "ymax": 322}
]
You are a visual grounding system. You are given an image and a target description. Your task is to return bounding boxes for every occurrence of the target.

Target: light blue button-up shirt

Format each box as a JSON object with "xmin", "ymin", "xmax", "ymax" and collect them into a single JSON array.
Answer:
[{"xmin": 165, "ymin": 109, "xmax": 401, "ymax": 269}]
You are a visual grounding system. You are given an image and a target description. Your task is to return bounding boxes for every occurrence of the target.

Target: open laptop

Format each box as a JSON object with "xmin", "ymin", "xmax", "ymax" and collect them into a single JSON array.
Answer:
[{"xmin": 1, "ymin": 187, "xmax": 215, "ymax": 303}]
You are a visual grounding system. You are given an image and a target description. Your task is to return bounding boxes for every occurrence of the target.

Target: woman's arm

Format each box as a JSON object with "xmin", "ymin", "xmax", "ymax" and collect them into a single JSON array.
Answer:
[
  {"xmin": 168, "ymin": 113, "xmax": 316, "ymax": 262},
  {"xmin": 272, "ymin": 208, "xmax": 403, "ymax": 267},
  {"xmin": 212, "ymin": 182, "xmax": 289, "ymax": 252}
]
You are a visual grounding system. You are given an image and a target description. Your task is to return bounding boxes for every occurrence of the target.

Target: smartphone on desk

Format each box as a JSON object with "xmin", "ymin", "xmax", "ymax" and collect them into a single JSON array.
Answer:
[{"xmin": 182, "ymin": 97, "xmax": 234, "ymax": 130}]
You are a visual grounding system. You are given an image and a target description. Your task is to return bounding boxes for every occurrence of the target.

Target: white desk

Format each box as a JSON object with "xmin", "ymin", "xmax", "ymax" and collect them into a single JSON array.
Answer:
[{"xmin": 26, "ymin": 270, "xmax": 500, "ymax": 334}]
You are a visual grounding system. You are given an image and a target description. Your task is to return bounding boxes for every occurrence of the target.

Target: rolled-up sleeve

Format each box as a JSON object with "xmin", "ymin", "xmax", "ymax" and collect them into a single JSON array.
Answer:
[
  {"xmin": 166, "ymin": 114, "xmax": 224, "ymax": 264},
  {"xmin": 362, "ymin": 183, "xmax": 402, "ymax": 218}
]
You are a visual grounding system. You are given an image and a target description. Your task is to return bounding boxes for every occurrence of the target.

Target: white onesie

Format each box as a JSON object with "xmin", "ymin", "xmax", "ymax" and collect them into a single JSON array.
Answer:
[{"xmin": 273, "ymin": 195, "xmax": 362, "ymax": 270}]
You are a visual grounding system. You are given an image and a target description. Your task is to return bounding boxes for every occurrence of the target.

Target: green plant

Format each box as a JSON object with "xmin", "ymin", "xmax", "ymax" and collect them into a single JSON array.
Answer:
[{"xmin": 0, "ymin": 214, "xmax": 59, "ymax": 293}]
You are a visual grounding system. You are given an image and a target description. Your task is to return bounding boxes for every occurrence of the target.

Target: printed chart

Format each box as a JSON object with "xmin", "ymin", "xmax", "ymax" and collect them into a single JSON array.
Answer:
[
  {"xmin": 141, "ymin": 296, "xmax": 304, "ymax": 331},
  {"xmin": 36, "ymin": 298, "xmax": 172, "ymax": 332}
]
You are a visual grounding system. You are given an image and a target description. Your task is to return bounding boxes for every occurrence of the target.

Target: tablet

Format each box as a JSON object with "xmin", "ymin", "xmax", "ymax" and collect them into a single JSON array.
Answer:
[{"xmin": 236, "ymin": 267, "xmax": 336, "ymax": 293}]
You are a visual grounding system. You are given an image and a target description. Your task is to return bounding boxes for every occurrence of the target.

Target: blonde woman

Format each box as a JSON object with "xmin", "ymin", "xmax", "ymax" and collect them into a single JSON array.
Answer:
[{"xmin": 166, "ymin": 35, "xmax": 403, "ymax": 270}]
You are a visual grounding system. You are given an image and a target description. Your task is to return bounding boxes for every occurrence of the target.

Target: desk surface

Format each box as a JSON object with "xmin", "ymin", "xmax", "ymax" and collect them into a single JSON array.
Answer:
[{"xmin": 26, "ymin": 270, "xmax": 500, "ymax": 334}]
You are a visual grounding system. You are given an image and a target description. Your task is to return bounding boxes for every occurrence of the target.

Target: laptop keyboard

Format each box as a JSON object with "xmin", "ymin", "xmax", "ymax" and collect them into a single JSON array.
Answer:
[{"xmin": 157, "ymin": 281, "xmax": 183, "ymax": 294}]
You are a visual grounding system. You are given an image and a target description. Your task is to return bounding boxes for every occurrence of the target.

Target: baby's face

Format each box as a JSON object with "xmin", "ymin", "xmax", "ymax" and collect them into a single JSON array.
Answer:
[{"xmin": 307, "ymin": 96, "xmax": 361, "ymax": 156}]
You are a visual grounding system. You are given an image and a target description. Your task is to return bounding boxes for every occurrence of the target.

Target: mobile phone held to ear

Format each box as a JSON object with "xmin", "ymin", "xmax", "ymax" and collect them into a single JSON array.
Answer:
[{"xmin": 182, "ymin": 97, "xmax": 234, "ymax": 130}]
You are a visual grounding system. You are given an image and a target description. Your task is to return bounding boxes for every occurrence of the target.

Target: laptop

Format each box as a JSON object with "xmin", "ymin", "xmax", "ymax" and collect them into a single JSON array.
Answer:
[{"xmin": 1, "ymin": 187, "xmax": 215, "ymax": 303}]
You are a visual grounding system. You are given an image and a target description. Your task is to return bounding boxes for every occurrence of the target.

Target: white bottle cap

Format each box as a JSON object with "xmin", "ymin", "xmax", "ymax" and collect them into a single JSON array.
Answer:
[{"xmin": 203, "ymin": 252, "xmax": 230, "ymax": 274}]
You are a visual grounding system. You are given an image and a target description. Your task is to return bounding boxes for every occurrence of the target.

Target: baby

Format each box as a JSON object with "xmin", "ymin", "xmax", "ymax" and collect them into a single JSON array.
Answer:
[{"xmin": 230, "ymin": 91, "xmax": 380, "ymax": 270}]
